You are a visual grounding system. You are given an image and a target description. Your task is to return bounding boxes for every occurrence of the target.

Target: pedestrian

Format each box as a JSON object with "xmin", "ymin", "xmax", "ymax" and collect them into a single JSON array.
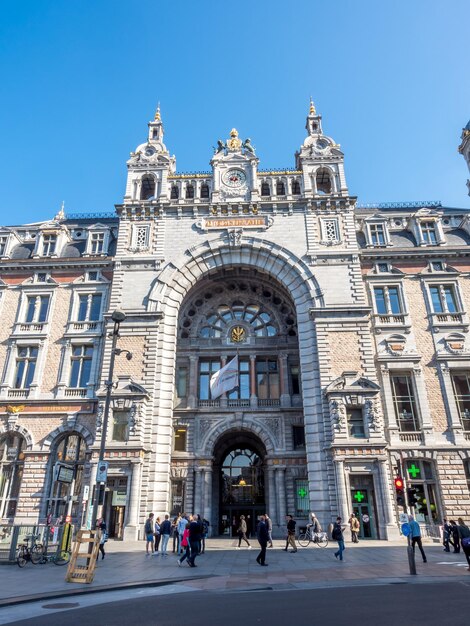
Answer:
[
  {"xmin": 265, "ymin": 513, "xmax": 273, "ymax": 548},
  {"xmin": 96, "ymin": 517, "xmax": 107, "ymax": 560},
  {"xmin": 144, "ymin": 513, "xmax": 155, "ymax": 556},
  {"xmin": 159, "ymin": 514, "xmax": 172, "ymax": 556},
  {"xmin": 349, "ymin": 513, "xmax": 360, "ymax": 543},
  {"xmin": 443, "ymin": 518, "xmax": 452, "ymax": 552},
  {"xmin": 256, "ymin": 515, "xmax": 269, "ymax": 566},
  {"xmin": 236, "ymin": 515, "xmax": 252, "ymax": 549},
  {"xmin": 450, "ymin": 520, "xmax": 460, "ymax": 553},
  {"xmin": 154, "ymin": 516, "xmax": 161, "ymax": 555},
  {"xmin": 196, "ymin": 514, "xmax": 204, "ymax": 554},
  {"xmin": 332, "ymin": 516, "xmax": 345, "ymax": 561},
  {"xmin": 187, "ymin": 514, "xmax": 201, "ymax": 567},
  {"xmin": 201, "ymin": 518, "xmax": 210, "ymax": 553},
  {"xmin": 172, "ymin": 515, "xmax": 180, "ymax": 553},
  {"xmin": 309, "ymin": 513, "xmax": 322, "ymax": 542},
  {"xmin": 177, "ymin": 513, "xmax": 188, "ymax": 555},
  {"xmin": 408, "ymin": 515, "xmax": 427, "ymax": 563},
  {"xmin": 177, "ymin": 521, "xmax": 190, "ymax": 567},
  {"xmin": 285, "ymin": 515, "xmax": 297, "ymax": 553},
  {"xmin": 457, "ymin": 517, "xmax": 470, "ymax": 571}
]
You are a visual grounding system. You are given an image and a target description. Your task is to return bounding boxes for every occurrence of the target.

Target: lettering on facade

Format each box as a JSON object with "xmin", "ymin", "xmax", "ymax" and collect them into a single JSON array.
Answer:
[{"xmin": 205, "ymin": 217, "xmax": 267, "ymax": 229}]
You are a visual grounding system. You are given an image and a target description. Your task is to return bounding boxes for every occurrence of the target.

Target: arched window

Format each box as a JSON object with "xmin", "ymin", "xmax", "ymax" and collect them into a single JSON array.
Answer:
[
  {"xmin": 261, "ymin": 182, "xmax": 270, "ymax": 197},
  {"xmin": 47, "ymin": 433, "xmax": 87, "ymax": 520},
  {"xmin": 170, "ymin": 186, "xmax": 179, "ymax": 200},
  {"xmin": 404, "ymin": 459, "xmax": 440, "ymax": 524},
  {"xmin": 316, "ymin": 169, "xmax": 332, "ymax": 194},
  {"xmin": 186, "ymin": 185, "xmax": 194, "ymax": 199},
  {"xmin": 0, "ymin": 433, "xmax": 26, "ymax": 518},
  {"xmin": 200, "ymin": 184, "xmax": 210, "ymax": 199},
  {"xmin": 198, "ymin": 302, "xmax": 278, "ymax": 339},
  {"xmin": 292, "ymin": 180, "xmax": 301, "ymax": 195},
  {"xmin": 221, "ymin": 448, "xmax": 264, "ymax": 506},
  {"xmin": 276, "ymin": 181, "xmax": 285, "ymax": 195},
  {"xmin": 140, "ymin": 175, "xmax": 156, "ymax": 200}
]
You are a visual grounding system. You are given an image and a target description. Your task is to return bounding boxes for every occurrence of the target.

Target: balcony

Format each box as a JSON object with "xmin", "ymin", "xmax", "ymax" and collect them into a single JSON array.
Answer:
[
  {"xmin": 430, "ymin": 312, "xmax": 468, "ymax": 329},
  {"xmin": 64, "ymin": 388, "xmax": 88, "ymax": 398},
  {"xmin": 198, "ymin": 399, "xmax": 220, "ymax": 408},
  {"xmin": 399, "ymin": 432, "xmax": 424, "ymax": 444},
  {"xmin": 373, "ymin": 313, "xmax": 410, "ymax": 332},
  {"xmin": 7, "ymin": 389, "xmax": 30, "ymax": 399},
  {"xmin": 13, "ymin": 322, "xmax": 48, "ymax": 335},
  {"xmin": 258, "ymin": 399, "xmax": 281, "ymax": 407},
  {"xmin": 66, "ymin": 320, "xmax": 103, "ymax": 335}
]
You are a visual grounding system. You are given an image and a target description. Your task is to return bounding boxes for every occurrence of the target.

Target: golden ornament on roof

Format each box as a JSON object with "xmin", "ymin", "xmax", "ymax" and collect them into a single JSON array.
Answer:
[
  {"xmin": 231, "ymin": 326, "xmax": 246, "ymax": 343},
  {"xmin": 227, "ymin": 128, "xmax": 242, "ymax": 151},
  {"xmin": 309, "ymin": 98, "xmax": 316, "ymax": 115}
]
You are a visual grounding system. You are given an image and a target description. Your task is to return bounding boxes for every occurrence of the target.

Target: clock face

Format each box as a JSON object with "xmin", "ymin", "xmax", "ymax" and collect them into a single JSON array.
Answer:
[
  {"xmin": 316, "ymin": 138, "xmax": 329, "ymax": 150},
  {"xmin": 145, "ymin": 146, "xmax": 156, "ymax": 156},
  {"xmin": 223, "ymin": 169, "xmax": 247, "ymax": 188}
]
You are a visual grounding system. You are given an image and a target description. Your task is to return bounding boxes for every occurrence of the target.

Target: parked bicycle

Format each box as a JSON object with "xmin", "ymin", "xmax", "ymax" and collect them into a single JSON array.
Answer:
[
  {"xmin": 37, "ymin": 547, "xmax": 71, "ymax": 566},
  {"xmin": 297, "ymin": 527, "xmax": 329, "ymax": 547},
  {"xmin": 16, "ymin": 534, "xmax": 44, "ymax": 567}
]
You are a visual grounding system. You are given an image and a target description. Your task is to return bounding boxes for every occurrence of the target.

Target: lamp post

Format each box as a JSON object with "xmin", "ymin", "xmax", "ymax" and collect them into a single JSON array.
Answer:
[{"xmin": 91, "ymin": 308, "xmax": 127, "ymax": 529}]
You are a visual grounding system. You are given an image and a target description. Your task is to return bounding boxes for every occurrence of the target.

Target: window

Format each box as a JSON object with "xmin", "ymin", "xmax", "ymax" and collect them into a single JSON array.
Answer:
[
  {"xmin": 431, "ymin": 261, "xmax": 444, "ymax": 272},
  {"xmin": 185, "ymin": 185, "xmax": 194, "ymax": 199},
  {"xmin": 47, "ymin": 433, "xmax": 86, "ymax": 520},
  {"xmin": 200, "ymin": 184, "xmax": 210, "ymax": 199},
  {"xmin": 42, "ymin": 234, "xmax": 57, "ymax": 256},
  {"xmin": 373, "ymin": 286, "xmax": 403, "ymax": 315},
  {"xmin": 198, "ymin": 360, "xmax": 220, "ymax": 400},
  {"xmin": 391, "ymin": 373, "xmax": 420, "ymax": 431},
  {"xmin": 347, "ymin": 408, "xmax": 365, "ymax": 438},
  {"xmin": 321, "ymin": 218, "xmax": 339, "ymax": 243},
  {"xmin": 369, "ymin": 223, "xmax": 386, "ymax": 246},
  {"xmin": 90, "ymin": 232, "xmax": 105, "ymax": 254},
  {"xmin": 176, "ymin": 367, "xmax": 188, "ymax": 398},
  {"xmin": 292, "ymin": 180, "xmax": 301, "ymax": 195},
  {"xmin": 261, "ymin": 182, "xmax": 270, "ymax": 196},
  {"xmin": 0, "ymin": 235, "xmax": 8, "ymax": 256},
  {"xmin": 25, "ymin": 295, "xmax": 50, "ymax": 323},
  {"xmin": 295, "ymin": 479, "xmax": 309, "ymax": 517},
  {"xmin": 174, "ymin": 427, "xmax": 187, "ymax": 452},
  {"xmin": 134, "ymin": 225, "xmax": 149, "ymax": 250},
  {"xmin": 221, "ymin": 448, "xmax": 264, "ymax": 507},
  {"xmin": 290, "ymin": 365, "xmax": 300, "ymax": 395},
  {"xmin": 170, "ymin": 186, "xmax": 179, "ymax": 200},
  {"xmin": 77, "ymin": 293, "xmax": 102, "ymax": 321},
  {"xmin": 199, "ymin": 302, "xmax": 277, "ymax": 339},
  {"xmin": 170, "ymin": 480, "xmax": 185, "ymax": 516},
  {"xmin": 0, "ymin": 434, "xmax": 26, "ymax": 518},
  {"xmin": 228, "ymin": 359, "xmax": 250, "ymax": 400},
  {"xmin": 140, "ymin": 175, "xmax": 155, "ymax": 200},
  {"xmin": 377, "ymin": 263, "xmax": 389, "ymax": 273},
  {"xmin": 35, "ymin": 272, "xmax": 48, "ymax": 283},
  {"xmin": 404, "ymin": 460, "xmax": 439, "ymax": 523},
  {"xmin": 14, "ymin": 346, "xmax": 38, "ymax": 388},
  {"xmin": 292, "ymin": 425, "xmax": 305, "ymax": 449},
  {"xmin": 316, "ymin": 169, "xmax": 332, "ymax": 194},
  {"xmin": 420, "ymin": 221, "xmax": 438, "ymax": 245},
  {"xmin": 276, "ymin": 181, "xmax": 285, "ymax": 195},
  {"xmin": 69, "ymin": 345, "xmax": 93, "ymax": 388},
  {"xmin": 256, "ymin": 359, "xmax": 279, "ymax": 399},
  {"xmin": 112, "ymin": 410, "xmax": 129, "ymax": 442},
  {"xmin": 429, "ymin": 285, "xmax": 458, "ymax": 313},
  {"xmin": 451, "ymin": 372, "xmax": 470, "ymax": 431}
]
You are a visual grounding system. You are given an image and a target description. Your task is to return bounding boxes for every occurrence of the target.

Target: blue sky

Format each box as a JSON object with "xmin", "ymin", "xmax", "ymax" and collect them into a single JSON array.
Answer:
[{"xmin": 0, "ymin": 0, "xmax": 468, "ymax": 225}]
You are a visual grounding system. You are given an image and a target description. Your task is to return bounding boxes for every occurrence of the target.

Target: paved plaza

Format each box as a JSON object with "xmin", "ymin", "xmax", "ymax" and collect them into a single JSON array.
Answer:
[{"xmin": 1, "ymin": 538, "xmax": 469, "ymax": 607}]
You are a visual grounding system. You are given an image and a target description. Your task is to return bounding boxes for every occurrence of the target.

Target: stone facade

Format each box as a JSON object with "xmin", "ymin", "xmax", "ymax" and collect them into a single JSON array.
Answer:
[{"xmin": 1, "ymin": 103, "xmax": 470, "ymax": 541}]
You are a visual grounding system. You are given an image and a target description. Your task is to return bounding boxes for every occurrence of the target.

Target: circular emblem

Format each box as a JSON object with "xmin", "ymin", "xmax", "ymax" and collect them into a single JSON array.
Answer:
[
  {"xmin": 223, "ymin": 169, "xmax": 246, "ymax": 188},
  {"xmin": 145, "ymin": 146, "xmax": 156, "ymax": 156}
]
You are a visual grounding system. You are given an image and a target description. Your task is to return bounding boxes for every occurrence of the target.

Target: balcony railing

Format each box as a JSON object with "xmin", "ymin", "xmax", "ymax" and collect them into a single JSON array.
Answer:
[
  {"xmin": 7, "ymin": 389, "xmax": 30, "ymax": 399},
  {"xmin": 431, "ymin": 312, "xmax": 465, "ymax": 324},
  {"xmin": 198, "ymin": 399, "xmax": 220, "ymax": 408},
  {"xmin": 258, "ymin": 399, "xmax": 281, "ymax": 407},
  {"xmin": 399, "ymin": 432, "xmax": 424, "ymax": 444},
  {"xmin": 14, "ymin": 322, "xmax": 47, "ymax": 334},
  {"xmin": 65, "ymin": 388, "xmax": 88, "ymax": 398},
  {"xmin": 227, "ymin": 399, "xmax": 250, "ymax": 407},
  {"xmin": 374, "ymin": 313, "xmax": 406, "ymax": 325},
  {"xmin": 66, "ymin": 321, "xmax": 102, "ymax": 333}
]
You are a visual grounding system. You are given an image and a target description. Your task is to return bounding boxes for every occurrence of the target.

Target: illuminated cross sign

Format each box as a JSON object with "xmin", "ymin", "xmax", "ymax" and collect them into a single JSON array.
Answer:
[
  {"xmin": 354, "ymin": 491, "xmax": 365, "ymax": 502},
  {"xmin": 298, "ymin": 488, "xmax": 307, "ymax": 498},
  {"xmin": 407, "ymin": 464, "xmax": 420, "ymax": 478}
]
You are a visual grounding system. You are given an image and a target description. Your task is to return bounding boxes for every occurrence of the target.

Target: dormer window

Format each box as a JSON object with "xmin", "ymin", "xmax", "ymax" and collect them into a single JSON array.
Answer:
[
  {"xmin": 420, "ymin": 221, "xmax": 438, "ymax": 245},
  {"xmin": 42, "ymin": 234, "xmax": 57, "ymax": 256},
  {"xmin": 316, "ymin": 168, "xmax": 332, "ymax": 194},
  {"xmin": 370, "ymin": 224, "xmax": 386, "ymax": 246},
  {"xmin": 0, "ymin": 234, "xmax": 9, "ymax": 256},
  {"xmin": 140, "ymin": 175, "xmax": 155, "ymax": 200},
  {"xmin": 261, "ymin": 182, "xmax": 270, "ymax": 197},
  {"xmin": 90, "ymin": 232, "xmax": 105, "ymax": 255}
]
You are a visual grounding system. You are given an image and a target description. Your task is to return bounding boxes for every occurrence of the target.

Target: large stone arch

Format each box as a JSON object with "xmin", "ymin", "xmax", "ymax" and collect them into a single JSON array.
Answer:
[
  {"xmin": 201, "ymin": 420, "xmax": 276, "ymax": 458},
  {"xmin": 42, "ymin": 423, "xmax": 94, "ymax": 451},
  {"xmin": 0, "ymin": 424, "xmax": 33, "ymax": 448}
]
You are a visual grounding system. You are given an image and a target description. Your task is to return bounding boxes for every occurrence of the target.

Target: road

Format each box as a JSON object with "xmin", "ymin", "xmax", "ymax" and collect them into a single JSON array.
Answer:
[{"xmin": 5, "ymin": 581, "xmax": 470, "ymax": 626}]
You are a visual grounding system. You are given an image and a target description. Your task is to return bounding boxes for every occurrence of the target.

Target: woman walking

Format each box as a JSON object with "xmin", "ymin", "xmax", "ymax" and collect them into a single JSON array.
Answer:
[
  {"xmin": 96, "ymin": 517, "xmax": 107, "ymax": 560},
  {"xmin": 154, "ymin": 516, "xmax": 161, "ymax": 555},
  {"xmin": 236, "ymin": 515, "xmax": 251, "ymax": 549},
  {"xmin": 457, "ymin": 518, "xmax": 470, "ymax": 570},
  {"xmin": 177, "ymin": 521, "xmax": 191, "ymax": 566}
]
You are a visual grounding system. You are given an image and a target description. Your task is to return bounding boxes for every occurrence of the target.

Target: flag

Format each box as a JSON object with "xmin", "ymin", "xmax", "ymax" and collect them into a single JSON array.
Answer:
[{"xmin": 210, "ymin": 355, "xmax": 239, "ymax": 399}]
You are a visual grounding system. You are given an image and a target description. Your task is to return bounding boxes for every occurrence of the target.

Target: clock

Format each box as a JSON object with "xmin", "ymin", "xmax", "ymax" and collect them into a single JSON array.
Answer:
[
  {"xmin": 316, "ymin": 138, "xmax": 329, "ymax": 150},
  {"xmin": 222, "ymin": 169, "xmax": 246, "ymax": 188},
  {"xmin": 145, "ymin": 146, "xmax": 156, "ymax": 156}
]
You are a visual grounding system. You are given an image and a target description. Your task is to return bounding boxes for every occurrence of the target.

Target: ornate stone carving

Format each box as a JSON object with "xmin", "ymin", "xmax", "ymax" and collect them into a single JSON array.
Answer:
[
  {"xmin": 262, "ymin": 417, "xmax": 280, "ymax": 445},
  {"xmin": 365, "ymin": 398, "xmax": 380, "ymax": 432},
  {"xmin": 330, "ymin": 399, "xmax": 346, "ymax": 432},
  {"xmin": 227, "ymin": 228, "xmax": 243, "ymax": 247}
]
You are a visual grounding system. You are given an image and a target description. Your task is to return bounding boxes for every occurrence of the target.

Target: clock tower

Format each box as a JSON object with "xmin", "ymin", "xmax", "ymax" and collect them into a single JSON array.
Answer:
[
  {"xmin": 210, "ymin": 128, "xmax": 259, "ymax": 204},
  {"xmin": 458, "ymin": 120, "xmax": 470, "ymax": 196}
]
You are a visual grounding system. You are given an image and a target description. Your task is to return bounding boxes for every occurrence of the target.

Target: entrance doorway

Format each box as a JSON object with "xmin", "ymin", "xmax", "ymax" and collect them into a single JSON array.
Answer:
[
  {"xmin": 103, "ymin": 477, "xmax": 128, "ymax": 539},
  {"xmin": 349, "ymin": 475, "xmax": 378, "ymax": 539},
  {"xmin": 219, "ymin": 447, "xmax": 265, "ymax": 537}
]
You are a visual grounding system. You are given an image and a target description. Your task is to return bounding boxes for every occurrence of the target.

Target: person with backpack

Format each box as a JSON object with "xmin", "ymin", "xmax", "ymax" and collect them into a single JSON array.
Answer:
[
  {"xmin": 201, "ymin": 518, "xmax": 210, "ymax": 554},
  {"xmin": 332, "ymin": 516, "xmax": 345, "ymax": 561},
  {"xmin": 144, "ymin": 513, "xmax": 155, "ymax": 556}
]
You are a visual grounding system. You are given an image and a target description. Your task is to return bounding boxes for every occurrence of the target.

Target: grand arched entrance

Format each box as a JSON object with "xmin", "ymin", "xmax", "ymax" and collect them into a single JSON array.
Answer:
[{"xmin": 213, "ymin": 431, "xmax": 267, "ymax": 537}]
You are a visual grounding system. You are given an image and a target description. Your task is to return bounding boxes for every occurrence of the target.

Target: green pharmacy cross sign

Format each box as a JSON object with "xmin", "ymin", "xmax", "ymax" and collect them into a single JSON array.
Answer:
[
  {"xmin": 354, "ymin": 491, "xmax": 365, "ymax": 502},
  {"xmin": 298, "ymin": 488, "xmax": 307, "ymax": 498},
  {"xmin": 407, "ymin": 464, "xmax": 421, "ymax": 479}
]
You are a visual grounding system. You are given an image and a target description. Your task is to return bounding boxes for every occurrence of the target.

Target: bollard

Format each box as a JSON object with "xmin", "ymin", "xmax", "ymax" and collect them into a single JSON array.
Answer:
[{"xmin": 401, "ymin": 522, "xmax": 417, "ymax": 575}]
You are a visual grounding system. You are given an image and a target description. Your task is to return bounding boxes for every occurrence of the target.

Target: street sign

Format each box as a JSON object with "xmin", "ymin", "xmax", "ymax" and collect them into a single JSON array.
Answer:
[
  {"xmin": 399, "ymin": 513, "xmax": 409, "ymax": 524},
  {"xmin": 82, "ymin": 485, "xmax": 90, "ymax": 502},
  {"xmin": 55, "ymin": 463, "xmax": 74, "ymax": 484},
  {"xmin": 362, "ymin": 514, "xmax": 370, "ymax": 523},
  {"xmin": 96, "ymin": 461, "xmax": 108, "ymax": 483},
  {"xmin": 401, "ymin": 522, "xmax": 411, "ymax": 537}
]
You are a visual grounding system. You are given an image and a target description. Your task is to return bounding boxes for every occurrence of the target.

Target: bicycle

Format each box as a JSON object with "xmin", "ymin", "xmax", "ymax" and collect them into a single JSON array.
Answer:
[
  {"xmin": 297, "ymin": 527, "xmax": 329, "ymax": 548},
  {"xmin": 37, "ymin": 547, "xmax": 71, "ymax": 566},
  {"xmin": 16, "ymin": 534, "xmax": 45, "ymax": 567}
]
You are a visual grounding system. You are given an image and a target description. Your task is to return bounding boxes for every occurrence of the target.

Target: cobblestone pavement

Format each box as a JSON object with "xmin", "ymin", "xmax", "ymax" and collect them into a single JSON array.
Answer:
[{"xmin": 1, "ymin": 537, "xmax": 469, "ymax": 604}]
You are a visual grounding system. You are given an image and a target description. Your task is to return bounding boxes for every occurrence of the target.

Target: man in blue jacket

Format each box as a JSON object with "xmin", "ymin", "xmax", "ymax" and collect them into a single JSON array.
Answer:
[
  {"xmin": 409, "ymin": 515, "xmax": 427, "ymax": 563},
  {"xmin": 256, "ymin": 515, "xmax": 269, "ymax": 566}
]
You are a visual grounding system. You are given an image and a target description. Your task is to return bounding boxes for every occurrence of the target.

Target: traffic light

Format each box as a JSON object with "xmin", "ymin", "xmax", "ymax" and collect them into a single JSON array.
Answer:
[
  {"xmin": 407, "ymin": 487, "xmax": 418, "ymax": 507},
  {"xmin": 395, "ymin": 477, "xmax": 405, "ymax": 506}
]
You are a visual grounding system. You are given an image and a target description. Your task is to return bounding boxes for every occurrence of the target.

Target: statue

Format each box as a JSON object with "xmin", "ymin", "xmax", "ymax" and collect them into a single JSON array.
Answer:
[
  {"xmin": 214, "ymin": 140, "xmax": 226, "ymax": 154},
  {"xmin": 243, "ymin": 138, "xmax": 255, "ymax": 155}
]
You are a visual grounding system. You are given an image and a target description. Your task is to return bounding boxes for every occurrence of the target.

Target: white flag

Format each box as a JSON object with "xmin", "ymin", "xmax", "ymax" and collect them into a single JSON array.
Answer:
[{"xmin": 210, "ymin": 355, "xmax": 239, "ymax": 399}]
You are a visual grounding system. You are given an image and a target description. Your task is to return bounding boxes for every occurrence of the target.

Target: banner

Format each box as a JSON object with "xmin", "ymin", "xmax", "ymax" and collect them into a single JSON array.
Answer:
[{"xmin": 210, "ymin": 355, "xmax": 239, "ymax": 399}]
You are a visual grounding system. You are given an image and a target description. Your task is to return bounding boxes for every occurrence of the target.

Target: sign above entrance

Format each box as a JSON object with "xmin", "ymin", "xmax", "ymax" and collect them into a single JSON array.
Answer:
[{"xmin": 197, "ymin": 216, "xmax": 274, "ymax": 231}]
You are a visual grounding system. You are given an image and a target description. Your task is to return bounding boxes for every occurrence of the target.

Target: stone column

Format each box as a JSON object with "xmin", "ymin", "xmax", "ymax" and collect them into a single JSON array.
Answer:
[
  {"xmin": 275, "ymin": 467, "xmax": 287, "ymax": 528},
  {"xmin": 188, "ymin": 355, "xmax": 198, "ymax": 409},
  {"xmin": 279, "ymin": 352, "xmax": 290, "ymax": 407},
  {"xmin": 193, "ymin": 468, "xmax": 203, "ymax": 515},
  {"xmin": 335, "ymin": 459, "xmax": 349, "ymax": 522},
  {"xmin": 267, "ymin": 466, "xmax": 277, "ymax": 526},
  {"xmin": 250, "ymin": 354, "xmax": 257, "ymax": 408},
  {"xmin": 203, "ymin": 467, "xmax": 213, "ymax": 533},
  {"xmin": 124, "ymin": 461, "xmax": 142, "ymax": 540}
]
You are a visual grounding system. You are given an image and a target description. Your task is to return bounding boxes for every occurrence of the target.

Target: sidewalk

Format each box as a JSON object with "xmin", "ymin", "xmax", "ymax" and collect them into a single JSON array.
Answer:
[{"xmin": 1, "ymin": 537, "xmax": 469, "ymax": 606}]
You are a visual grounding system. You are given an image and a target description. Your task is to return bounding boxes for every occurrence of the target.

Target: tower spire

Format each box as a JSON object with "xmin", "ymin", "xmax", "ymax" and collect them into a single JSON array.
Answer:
[
  {"xmin": 309, "ymin": 97, "xmax": 316, "ymax": 115},
  {"xmin": 154, "ymin": 102, "xmax": 161, "ymax": 122}
]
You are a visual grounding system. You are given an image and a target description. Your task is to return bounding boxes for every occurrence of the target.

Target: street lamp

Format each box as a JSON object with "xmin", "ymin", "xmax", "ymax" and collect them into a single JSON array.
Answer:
[{"xmin": 91, "ymin": 308, "xmax": 127, "ymax": 528}]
